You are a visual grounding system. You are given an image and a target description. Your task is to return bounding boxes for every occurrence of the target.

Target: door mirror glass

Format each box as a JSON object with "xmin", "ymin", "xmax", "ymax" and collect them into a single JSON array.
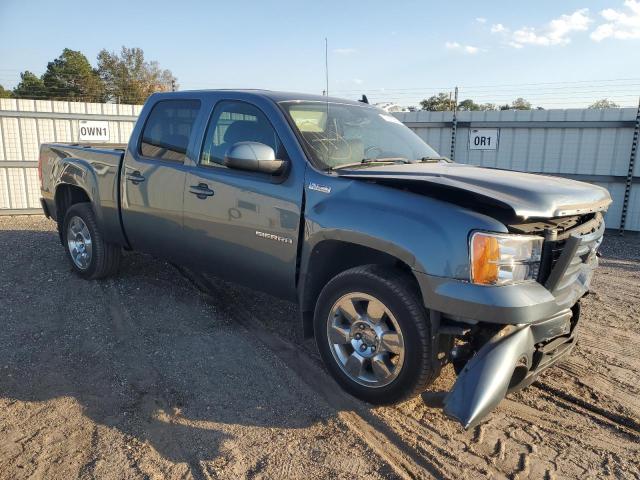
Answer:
[{"xmin": 224, "ymin": 142, "xmax": 287, "ymax": 174}]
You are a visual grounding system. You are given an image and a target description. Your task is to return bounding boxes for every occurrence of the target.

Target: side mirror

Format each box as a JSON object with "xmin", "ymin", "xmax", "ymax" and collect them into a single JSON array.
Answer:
[{"xmin": 224, "ymin": 142, "xmax": 287, "ymax": 174}]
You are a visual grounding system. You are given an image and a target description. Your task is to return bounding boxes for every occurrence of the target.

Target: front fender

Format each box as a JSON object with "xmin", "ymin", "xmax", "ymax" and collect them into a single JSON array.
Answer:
[{"xmin": 302, "ymin": 171, "xmax": 508, "ymax": 279}]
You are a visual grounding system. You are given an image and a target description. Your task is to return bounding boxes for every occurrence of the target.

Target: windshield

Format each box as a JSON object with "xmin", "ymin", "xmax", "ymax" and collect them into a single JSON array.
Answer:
[{"xmin": 280, "ymin": 101, "xmax": 442, "ymax": 169}]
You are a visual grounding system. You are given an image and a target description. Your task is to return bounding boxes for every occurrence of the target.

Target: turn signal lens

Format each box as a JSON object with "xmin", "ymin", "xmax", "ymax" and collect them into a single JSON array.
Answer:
[
  {"xmin": 470, "ymin": 232, "xmax": 543, "ymax": 286},
  {"xmin": 471, "ymin": 234, "xmax": 500, "ymax": 284}
]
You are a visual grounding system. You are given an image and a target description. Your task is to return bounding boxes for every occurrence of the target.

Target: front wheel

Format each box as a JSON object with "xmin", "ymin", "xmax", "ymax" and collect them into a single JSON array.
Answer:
[
  {"xmin": 314, "ymin": 265, "xmax": 436, "ymax": 404},
  {"xmin": 62, "ymin": 203, "xmax": 121, "ymax": 279}
]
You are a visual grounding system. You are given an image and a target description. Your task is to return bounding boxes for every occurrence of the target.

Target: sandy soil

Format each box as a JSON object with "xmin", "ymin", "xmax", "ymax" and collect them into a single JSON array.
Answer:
[{"xmin": 0, "ymin": 215, "xmax": 638, "ymax": 479}]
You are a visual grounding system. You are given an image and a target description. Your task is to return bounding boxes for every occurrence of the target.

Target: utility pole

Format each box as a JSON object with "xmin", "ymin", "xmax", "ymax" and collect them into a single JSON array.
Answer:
[
  {"xmin": 619, "ymin": 95, "xmax": 640, "ymax": 234},
  {"xmin": 450, "ymin": 86, "xmax": 459, "ymax": 160}
]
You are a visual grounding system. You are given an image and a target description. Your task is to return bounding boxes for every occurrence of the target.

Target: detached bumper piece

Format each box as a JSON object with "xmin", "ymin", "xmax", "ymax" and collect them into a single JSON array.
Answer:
[{"xmin": 443, "ymin": 306, "xmax": 579, "ymax": 429}]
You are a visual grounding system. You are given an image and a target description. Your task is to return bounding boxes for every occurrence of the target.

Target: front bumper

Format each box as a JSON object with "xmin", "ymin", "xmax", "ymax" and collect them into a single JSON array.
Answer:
[
  {"xmin": 442, "ymin": 306, "xmax": 579, "ymax": 428},
  {"xmin": 414, "ymin": 248, "xmax": 592, "ymax": 428},
  {"xmin": 414, "ymin": 271, "xmax": 590, "ymax": 325}
]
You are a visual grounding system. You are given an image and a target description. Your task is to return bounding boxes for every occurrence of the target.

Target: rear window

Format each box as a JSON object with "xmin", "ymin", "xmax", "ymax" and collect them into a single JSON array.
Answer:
[{"xmin": 140, "ymin": 100, "xmax": 201, "ymax": 162}]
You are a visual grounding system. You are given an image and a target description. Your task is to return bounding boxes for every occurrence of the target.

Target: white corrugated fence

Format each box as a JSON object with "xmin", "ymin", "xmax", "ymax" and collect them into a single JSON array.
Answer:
[
  {"xmin": 0, "ymin": 98, "xmax": 141, "ymax": 214},
  {"xmin": 0, "ymin": 99, "xmax": 638, "ymax": 231}
]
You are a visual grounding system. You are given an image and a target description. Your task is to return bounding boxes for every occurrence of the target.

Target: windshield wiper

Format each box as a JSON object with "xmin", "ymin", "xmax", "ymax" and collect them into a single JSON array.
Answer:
[{"xmin": 330, "ymin": 158, "xmax": 411, "ymax": 171}]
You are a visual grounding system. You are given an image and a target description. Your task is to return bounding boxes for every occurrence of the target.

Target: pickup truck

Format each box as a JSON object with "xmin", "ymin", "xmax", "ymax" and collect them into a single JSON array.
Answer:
[{"xmin": 39, "ymin": 90, "xmax": 611, "ymax": 428}]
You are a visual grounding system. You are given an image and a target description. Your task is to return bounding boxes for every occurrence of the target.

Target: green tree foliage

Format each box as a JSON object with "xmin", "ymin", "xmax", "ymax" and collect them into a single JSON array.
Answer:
[
  {"xmin": 420, "ymin": 92, "xmax": 453, "ymax": 111},
  {"xmin": 0, "ymin": 85, "xmax": 13, "ymax": 98},
  {"xmin": 500, "ymin": 97, "xmax": 533, "ymax": 110},
  {"xmin": 588, "ymin": 99, "xmax": 620, "ymax": 109},
  {"xmin": 42, "ymin": 48, "xmax": 104, "ymax": 102},
  {"xmin": 13, "ymin": 71, "xmax": 47, "ymax": 98},
  {"xmin": 97, "ymin": 47, "xmax": 176, "ymax": 104},
  {"xmin": 457, "ymin": 99, "xmax": 498, "ymax": 111},
  {"xmin": 10, "ymin": 47, "xmax": 176, "ymax": 104}
]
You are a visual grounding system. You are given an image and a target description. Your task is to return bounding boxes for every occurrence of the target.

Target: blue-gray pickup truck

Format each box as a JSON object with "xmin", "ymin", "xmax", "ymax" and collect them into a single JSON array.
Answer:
[{"xmin": 39, "ymin": 90, "xmax": 612, "ymax": 427}]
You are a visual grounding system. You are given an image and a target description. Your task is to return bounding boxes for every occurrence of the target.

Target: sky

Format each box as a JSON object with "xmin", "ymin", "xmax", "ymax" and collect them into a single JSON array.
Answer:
[{"xmin": 0, "ymin": 0, "xmax": 639, "ymax": 108}]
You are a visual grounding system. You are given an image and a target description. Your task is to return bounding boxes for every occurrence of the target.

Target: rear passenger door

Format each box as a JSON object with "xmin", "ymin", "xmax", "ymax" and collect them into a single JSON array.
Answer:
[{"xmin": 121, "ymin": 99, "xmax": 201, "ymax": 261}]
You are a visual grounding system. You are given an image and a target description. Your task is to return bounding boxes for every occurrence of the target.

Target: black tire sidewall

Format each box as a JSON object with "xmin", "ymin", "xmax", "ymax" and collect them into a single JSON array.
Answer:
[
  {"xmin": 314, "ymin": 267, "xmax": 433, "ymax": 404},
  {"xmin": 62, "ymin": 203, "xmax": 101, "ymax": 279}
]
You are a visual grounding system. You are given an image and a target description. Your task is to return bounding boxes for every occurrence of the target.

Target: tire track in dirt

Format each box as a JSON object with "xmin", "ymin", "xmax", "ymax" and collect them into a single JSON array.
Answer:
[
  {"xmin": 554, "ymin": 357, "xmax": 640, "ymax": 416},
  {"xmin": 499, "ymin": 398, "xmax": 640, "ymax": 479},
  {"xmin": 531, "ymin": 382, "xmax": 640, "ymax": 436},
  {"xmin": 99, "ymin": 280, "xmax": 209, "ymax": 480},
  {"xmin": 175, "ymin": 262, "xmax": 640, "ymax": 480},
  {"xmin": 175, "ymin": 265, "xmax": 443, "ymax": 480}
]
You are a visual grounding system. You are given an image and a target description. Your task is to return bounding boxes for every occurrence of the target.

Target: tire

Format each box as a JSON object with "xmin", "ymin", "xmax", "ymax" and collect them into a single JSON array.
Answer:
[
  {"xmin": 314, "ymin": 265, "xmax": 436, "ymax": 404},
  {"xmin": 62, "ymin": 202, "xmax": 121, "ymax": 279}
]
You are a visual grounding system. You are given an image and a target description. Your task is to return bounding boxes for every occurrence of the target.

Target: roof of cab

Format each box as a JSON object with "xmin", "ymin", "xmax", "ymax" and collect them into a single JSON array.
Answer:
[{"xmin": 153, "ymin": 89, "xmax": 368, "ymax": 106}]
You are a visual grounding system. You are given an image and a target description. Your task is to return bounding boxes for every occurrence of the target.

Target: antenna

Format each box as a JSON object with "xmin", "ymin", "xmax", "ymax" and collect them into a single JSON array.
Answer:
[{"xmin": 325, "ymin": 37, "xmax": 329, "ymax": 96}]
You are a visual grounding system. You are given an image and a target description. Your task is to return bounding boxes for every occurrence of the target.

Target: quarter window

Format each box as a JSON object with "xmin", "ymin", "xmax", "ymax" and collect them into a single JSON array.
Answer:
[
  {"xmin": 140, "ymin": 100, "xmax": 201, "ymax": 162},
  {"xmin": 201, "ymin": 101, "xmax": 284, "ymax": 168}
]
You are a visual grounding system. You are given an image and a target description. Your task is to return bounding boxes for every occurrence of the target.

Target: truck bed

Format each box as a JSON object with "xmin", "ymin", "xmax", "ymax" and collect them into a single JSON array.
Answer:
[{"xmin": 39, "ymin": 142, "xmax": 127, "ymax": 245}]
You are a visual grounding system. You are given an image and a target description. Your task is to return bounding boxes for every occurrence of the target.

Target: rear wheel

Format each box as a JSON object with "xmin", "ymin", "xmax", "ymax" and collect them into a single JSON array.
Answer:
[
  {"xmin": 62, "ymin": 203, "xmax": 121, "ymax": 279},
  {"xmin": 314, "ymin": 265, "xmax": 436, "ymax": 404}
]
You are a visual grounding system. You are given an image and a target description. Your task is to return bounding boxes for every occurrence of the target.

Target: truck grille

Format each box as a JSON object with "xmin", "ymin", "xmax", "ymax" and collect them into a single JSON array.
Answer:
[{"xmin": 538, "ymin": 213, "xmax": 604, "ymax": 301}]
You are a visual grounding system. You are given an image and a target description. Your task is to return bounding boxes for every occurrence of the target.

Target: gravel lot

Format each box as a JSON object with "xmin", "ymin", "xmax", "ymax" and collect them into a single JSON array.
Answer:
[{"xmin": 0, "ymin": 215, "xmax": 638, "ymax": 479}]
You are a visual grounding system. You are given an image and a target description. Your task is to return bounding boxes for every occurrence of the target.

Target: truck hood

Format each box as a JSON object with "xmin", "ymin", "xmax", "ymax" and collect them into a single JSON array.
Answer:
[{"xmin": 338, "ymin": 163, "xmax": 612, "ymax": 220}]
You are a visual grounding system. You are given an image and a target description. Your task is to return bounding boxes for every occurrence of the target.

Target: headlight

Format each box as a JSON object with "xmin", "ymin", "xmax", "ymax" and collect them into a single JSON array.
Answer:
[{"xmin": 470, "ymin": 232, "xmax": 543, "ymax": 285}]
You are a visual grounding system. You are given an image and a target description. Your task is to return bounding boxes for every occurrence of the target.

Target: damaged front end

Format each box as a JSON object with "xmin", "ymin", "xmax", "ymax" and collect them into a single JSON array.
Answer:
[
  {"xmin": 426, "ymin": 213, "xmax": 605, "ymax": 428},
  {"xmin": 442, "ymin": 304, "xmax": 579, "ymax": 429}
]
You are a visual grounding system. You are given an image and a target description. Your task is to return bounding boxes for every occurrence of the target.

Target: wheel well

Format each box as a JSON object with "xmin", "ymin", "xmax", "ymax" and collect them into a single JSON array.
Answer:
[
  {"xmin": 299, "ymin": 240, "xmax": 420, "ymax": 338},
  {"xmin": 55, "ymin": 184, "xmax": 90, "ymax": 222}
]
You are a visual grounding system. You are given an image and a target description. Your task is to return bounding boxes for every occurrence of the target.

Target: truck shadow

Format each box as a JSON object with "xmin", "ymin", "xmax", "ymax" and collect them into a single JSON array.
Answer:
[{"xmin": 0, "ymin": 228, "xmax": 355, "ymax": 478}]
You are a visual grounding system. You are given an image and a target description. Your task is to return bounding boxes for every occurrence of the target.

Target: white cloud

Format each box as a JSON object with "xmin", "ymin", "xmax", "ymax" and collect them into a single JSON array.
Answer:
[
  {"xmin": 333, "ymin": 48, "xmax": 357, "ymax": 55},
  {"xmin": 445, "ymin": 41, "xmax": 480, "ymax": 54},
  {"xmin": 476, "ymin": 17, "xmax": 487, "ymax": 24},
  {"xmin": 591, "ymin": 0, "xmax": 640, "ymax": 41},
  {"xmin": 352, "ymin": 78, "xmax": 363, "ymax": 85},
  {"xmin": 495, "ymin": 8, "xmax": 592, "ymax": 48}
]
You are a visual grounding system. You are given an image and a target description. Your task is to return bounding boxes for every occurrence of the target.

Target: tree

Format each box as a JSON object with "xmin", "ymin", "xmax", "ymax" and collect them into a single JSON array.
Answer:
[
  {"xmin": 420, "ymin": 92, "xmax": 453, "ymax": 111},
  {"xmin": 588, "ymin": 99, "xmax": 620, "ymax": 109},
  {"xmin": 13, "ymin": 71, "xmax": 47, "ymax": 98},
  {"xmin": 480, "ymin": 103, "xmax": 498, "ymax": 111},
  {"xmin": 457, "ymin": 99, "xmax": 480, "ymax": 111},
  {"xmin": 0, "ymin": 85, "xmax": 12, "ymax": 98},
  {"xmin": 42, "ymin": 48, "xmax": 104, "ymax": 102},
  {"xmin": 511, "ymin": 98, "xmax": 532, "ymax": 110},
  {"xmin": 499, "ymin": 98, "xmax": 533, "ymax": 110},
  {"xmin": 97, "ymin": 47, "xmax": 176, "ymax": 104},
  {"xmin": 457, "ymin": 99, "xmax": 498, "ymax": 111}
]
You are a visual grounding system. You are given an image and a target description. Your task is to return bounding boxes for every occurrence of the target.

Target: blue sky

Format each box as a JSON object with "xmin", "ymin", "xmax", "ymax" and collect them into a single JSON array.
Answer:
[{"xmin": 0, "ymin": 0, "xmax": 638, "ymax": 107}]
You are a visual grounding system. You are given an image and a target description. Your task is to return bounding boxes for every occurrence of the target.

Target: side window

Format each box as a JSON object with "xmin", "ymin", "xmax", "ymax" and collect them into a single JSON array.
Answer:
[
  {"xmin": 200, "ymin": 101, "xmax": 285, "ymax": 168},
  {"xmin": 140, "ymin": 100, "xmax": 201, "ymax": 162}
]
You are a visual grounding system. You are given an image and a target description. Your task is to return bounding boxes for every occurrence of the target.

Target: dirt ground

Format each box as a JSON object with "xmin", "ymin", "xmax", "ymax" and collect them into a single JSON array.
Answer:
[{"xmin": 0, "ymin": 215, "xmax": 638, "ymax": 480}]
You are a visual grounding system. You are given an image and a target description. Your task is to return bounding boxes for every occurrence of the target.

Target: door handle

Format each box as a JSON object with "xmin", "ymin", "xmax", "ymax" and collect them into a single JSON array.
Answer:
[
  {"xmin": 126, "ymin": 171, "xmax": 146, "ymax": 185},
  {"xmin": 189, "ymin": 183, "xmax": 215, "ymax": 199}
]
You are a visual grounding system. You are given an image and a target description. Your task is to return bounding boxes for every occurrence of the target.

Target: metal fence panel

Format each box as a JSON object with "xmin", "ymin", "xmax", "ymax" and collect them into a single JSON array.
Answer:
[
  {"xmin": 1, "ymin": 99, "xmax": 638, "ymax": 232},
  {"xmin": 397, "ymin": 107, "xmax": 639, "ymax": 231},
  {"xmin": 0, "ymin": 98, "xmax": 140, "ymax": 214}
]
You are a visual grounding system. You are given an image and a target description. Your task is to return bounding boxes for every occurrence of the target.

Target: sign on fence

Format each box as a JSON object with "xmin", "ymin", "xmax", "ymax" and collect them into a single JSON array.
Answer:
[
  {"xmin": 469, "ymin": 128, "xmax": 499, "ymax": 150},
  {"xmin": 79, "ymin": 120, "xmax": 109, "ymax": 142}
]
